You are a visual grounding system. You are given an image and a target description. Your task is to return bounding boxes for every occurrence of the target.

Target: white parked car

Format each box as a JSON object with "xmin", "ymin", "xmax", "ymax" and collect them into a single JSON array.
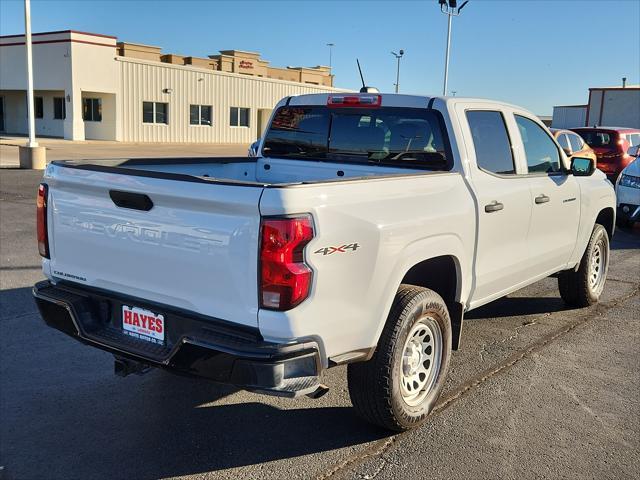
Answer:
[
  {"xmin": 34, "ymin": 93, "xmax": 616, "ymax": 431},
  {"xmin": 615, "ymin": 146, "xmax": 640, "ymax": 227}
]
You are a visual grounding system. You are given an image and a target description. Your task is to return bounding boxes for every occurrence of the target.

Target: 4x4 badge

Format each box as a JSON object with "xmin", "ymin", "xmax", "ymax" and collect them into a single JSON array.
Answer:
[{"xmin": 314, "ymin": 243, "xmax": 361, "ymax": 256}]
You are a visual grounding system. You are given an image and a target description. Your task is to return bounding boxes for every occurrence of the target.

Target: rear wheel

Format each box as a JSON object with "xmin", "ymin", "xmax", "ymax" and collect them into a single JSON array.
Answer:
[
  {"xmin": 558, "ymin": 224, "xmax": 610, "ymax": 307},
  {"xmin": 347, "ymin": 285, "xmax": 452, "ymax": 431}
]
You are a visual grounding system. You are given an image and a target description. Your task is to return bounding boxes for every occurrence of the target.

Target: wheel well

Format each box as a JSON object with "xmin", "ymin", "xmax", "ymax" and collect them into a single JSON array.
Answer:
[
  {"xmin": 401, "ymin": 256, "xmax": 458, "ymax": 304},
  {"xmin": 400, "ymin": 256, "xmax": 464, "ymax": 350},
  {"xmin": 596, "ymin": 207, "xmax": 614, "ymax": 239}
]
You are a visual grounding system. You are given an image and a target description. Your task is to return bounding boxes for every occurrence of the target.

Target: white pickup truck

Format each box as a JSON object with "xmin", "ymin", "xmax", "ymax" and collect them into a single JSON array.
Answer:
[{"xmin": 34, "ymin": 93, "xmax": 616, "ymax": 431}]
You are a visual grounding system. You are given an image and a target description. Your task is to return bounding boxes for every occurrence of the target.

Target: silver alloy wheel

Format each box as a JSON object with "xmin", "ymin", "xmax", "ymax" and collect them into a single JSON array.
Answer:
[
  {"xmin": 589, "ymin": 237, "xmax": 608, "ymax": 293},
  {"xmin": 399, "ymin": 316, "xmax": 442, "ymax": 407}
]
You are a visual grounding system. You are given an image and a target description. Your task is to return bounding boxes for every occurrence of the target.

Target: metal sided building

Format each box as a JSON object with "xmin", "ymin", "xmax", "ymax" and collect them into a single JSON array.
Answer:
[
  {"xmin": 552, "ymin": 84, "xmax": 640, "ymax": 129},
  {"xmin": 0, "ymin": 30, "xmax": 346, "ymax": 143}
]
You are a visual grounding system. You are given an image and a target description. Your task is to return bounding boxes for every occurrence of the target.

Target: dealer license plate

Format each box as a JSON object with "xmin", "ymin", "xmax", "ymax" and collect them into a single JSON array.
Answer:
[{"xmin": 122, "ymin": 305, "xmax": 165, "ymax": 345}]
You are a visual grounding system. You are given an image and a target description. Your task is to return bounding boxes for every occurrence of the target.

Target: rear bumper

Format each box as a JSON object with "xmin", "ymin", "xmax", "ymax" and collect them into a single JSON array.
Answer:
[{"xmin": 33, "ymin": 281, "xmax": 323, "ymax": 397}]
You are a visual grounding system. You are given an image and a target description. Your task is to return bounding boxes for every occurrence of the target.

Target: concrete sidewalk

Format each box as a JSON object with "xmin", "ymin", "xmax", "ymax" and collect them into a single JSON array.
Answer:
[{"xmin": 0, "ymin": 135, "xmax": 249, "ymax": 167}]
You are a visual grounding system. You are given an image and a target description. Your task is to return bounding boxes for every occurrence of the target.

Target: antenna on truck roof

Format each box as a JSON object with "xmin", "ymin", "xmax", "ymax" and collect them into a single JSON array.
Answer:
[{"xmin": 356, "ymin": 58, "xmax": 379, "ymax": 94}]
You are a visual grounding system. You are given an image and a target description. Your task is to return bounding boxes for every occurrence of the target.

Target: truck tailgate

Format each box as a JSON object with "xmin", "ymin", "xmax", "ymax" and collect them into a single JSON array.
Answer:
[{"xmin": 44, "ymin": 164, "xmax": 263, "ymax": 329}]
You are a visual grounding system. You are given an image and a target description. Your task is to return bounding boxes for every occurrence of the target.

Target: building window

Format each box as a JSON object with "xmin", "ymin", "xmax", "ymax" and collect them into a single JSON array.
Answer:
[
  {"xmin": 35, "ymin": 96, "xmax": 43, "ymax": 119},
  {"xmin": 83, "ymin": 98, "xmax": 102, "ymax": 122},
  {"xmin": 143, "ymin": 101, "xmax": 169, "ymax": 124},
  {"xmin": 230, "ymin": 107, "xmax": 250, "ymax": 127},
  {"xmin": 54, "ymin": 97, "xmax": 66, "ymax": 120},
  {"xmin": 190, "ymin": 105, "xmax": 212, "ymax": 126}
]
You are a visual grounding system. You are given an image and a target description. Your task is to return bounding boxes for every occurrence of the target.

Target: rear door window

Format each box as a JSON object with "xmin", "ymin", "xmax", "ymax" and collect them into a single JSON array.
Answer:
[
  {"xmin": 515, "ymin": 115, "xmax": 562, "ymax": 173},
  {"xmin": 263, "ymin": 106, "xmax": 450, "ymax": 170},
  {"xmin": 557, "ymin": 134, "xmax": 571, "ymax": 152},
  {"xmin": 466, "ymin": 110, "xmax": 515, "ymax": 175},
  {"xmin": 568, "ymin": 133, "xmax": 584, "ymax": 153}
]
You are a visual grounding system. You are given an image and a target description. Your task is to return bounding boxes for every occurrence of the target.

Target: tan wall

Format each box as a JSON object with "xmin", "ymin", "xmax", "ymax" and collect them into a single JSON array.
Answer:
[
  {"xmin": 117, "ymin": 42, "xmax": 162, "ymax": 62},
  {"xmin": 267, "ymin": 67, "xmax": 299, "ymax": 82},
  {"xmin": 161, "ymin": 54, "xmax": 185, "ymax": 65},
  {"xmin": 184, "ymin": 57, "xmax": 216, "ymax": 69}
]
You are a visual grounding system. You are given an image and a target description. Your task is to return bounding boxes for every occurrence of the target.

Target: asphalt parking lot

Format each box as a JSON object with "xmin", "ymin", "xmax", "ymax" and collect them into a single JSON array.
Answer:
[{"xmin": 1, "ymin": 167, "xmax": 639, "ymax": 480}]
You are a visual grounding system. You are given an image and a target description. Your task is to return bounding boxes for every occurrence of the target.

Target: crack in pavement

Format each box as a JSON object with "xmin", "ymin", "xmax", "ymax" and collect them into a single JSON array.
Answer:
[
  {"xmin": 317, "ymin": 282, "xmax": 640, "ymax": 480},
  {"xmin": 479, "ymin": 319, "xmax": 537, "ymax": 362}
]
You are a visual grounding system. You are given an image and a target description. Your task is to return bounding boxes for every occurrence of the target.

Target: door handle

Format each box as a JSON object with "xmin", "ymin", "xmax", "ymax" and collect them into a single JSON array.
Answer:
[
  {"xmin": 535, "ymin": 194, "xmax": 550, "ymax": 204},
  {"xmin": 109, "ymin": 190, "xmax": 153, "ymax": 211},
  {"xmin": 484, "ymin": 201, "xmax": 504, "ymax": 213}
]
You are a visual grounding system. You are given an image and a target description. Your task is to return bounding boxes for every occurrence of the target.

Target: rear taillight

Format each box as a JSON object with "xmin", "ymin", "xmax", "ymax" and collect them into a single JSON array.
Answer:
[
  {"xmin": 327, "ymin": 94, "xmax": 381, "ymax": 108},
  {"xmin": 37, "ymin": 183, "xmax": 49, "ymax": 258},
  {"xmin": 260, "ymin": 215, "xmax": 314, "ymax": 311}
]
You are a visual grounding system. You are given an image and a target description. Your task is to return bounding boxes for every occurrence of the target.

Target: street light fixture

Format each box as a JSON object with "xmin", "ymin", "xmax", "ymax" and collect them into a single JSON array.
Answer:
[
  {"xmin": 439, "ymin": 0, "xmax": 469, "ymax": 96},
  {"xmin": 391, "ymin": 49, "xmax": 404, "ymax": 93}
]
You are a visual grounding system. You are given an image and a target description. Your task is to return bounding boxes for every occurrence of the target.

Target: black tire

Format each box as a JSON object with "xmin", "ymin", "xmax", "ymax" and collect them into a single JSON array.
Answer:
[
  {"xmin": 347, "ymin": 285, "xmax": 452, "ymax": 431},
  {"xmin": 558, "ymin": 224, "xmax": 610, "ymax": 307}
]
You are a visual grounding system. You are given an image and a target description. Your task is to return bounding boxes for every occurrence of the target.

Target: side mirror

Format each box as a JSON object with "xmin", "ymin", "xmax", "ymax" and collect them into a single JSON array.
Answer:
[
  {"xmin": 571, "ymin": 157, "xmax": 595, "ymax": 176},
  {"xmin": 628, "ymin": 145, "xmax": 640, "ymax": 158}
]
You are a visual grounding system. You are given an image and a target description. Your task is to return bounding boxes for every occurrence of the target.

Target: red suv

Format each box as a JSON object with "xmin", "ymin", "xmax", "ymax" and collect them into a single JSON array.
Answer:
[{"xmin": 571, "ymin": 127, "xmax": 640, "ymax": 178}]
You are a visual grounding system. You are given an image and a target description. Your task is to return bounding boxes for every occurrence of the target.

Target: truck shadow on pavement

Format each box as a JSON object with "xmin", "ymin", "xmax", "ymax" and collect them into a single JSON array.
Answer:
[
  {"xmin": 0, "ymin": 287, "xmax": 387, "ymax": 480},
  {"xmin": 611, "ymin": 226, "xmax": 640, "ymax": 250},
  {"xmin": 465, "ymin": 295, "xmax": 569, "ymax": 320}
]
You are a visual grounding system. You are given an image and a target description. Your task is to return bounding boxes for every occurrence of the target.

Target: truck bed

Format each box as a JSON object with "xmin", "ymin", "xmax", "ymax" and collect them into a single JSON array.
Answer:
[{"xmin": 54, "ymin": 156, "xmax": 429, "ymax": 186}]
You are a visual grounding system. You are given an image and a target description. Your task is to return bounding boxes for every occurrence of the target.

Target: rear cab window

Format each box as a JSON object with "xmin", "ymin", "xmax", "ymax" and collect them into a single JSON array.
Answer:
[
  {"xmin": 573, "ymin": 129, "xmax": 616, "ymax": 149},
  {"xmin": 262, "ymin": 105, "xmax": 451, "ymax": 171}
]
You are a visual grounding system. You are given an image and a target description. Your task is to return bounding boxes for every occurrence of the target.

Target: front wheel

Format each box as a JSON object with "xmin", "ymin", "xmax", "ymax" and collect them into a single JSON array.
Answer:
[
  {"xmin": 558, "ymin": 224, "xmax": 610, "ymax": 307},
  {"xmin": 347, "ymin": 285, "xmax": 452, "ymax": 431}
]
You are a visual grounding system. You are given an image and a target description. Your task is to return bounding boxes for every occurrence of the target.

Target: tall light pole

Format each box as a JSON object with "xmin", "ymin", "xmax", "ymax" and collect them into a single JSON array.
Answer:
[
  {"xmin": 439, "ymin": 0, "xmax": 469, "ymax": 96},
  {"xmin": 391, "ymin": 50, "xmax": 404, "ymax": 93},
  {"xmin": 24, "ymin": 0, "xmax": 37, "ymax": 147},
  {"xmin": 326, "ymin": 43, "xmax": 335, "ymax": 69}
]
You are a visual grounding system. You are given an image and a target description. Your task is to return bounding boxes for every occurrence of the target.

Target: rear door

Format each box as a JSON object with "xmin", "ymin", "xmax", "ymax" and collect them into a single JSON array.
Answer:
[
  {"xmin": 460, "ymin": 106, "xmax": 533, "ymax": 305},
  {"xmin": 45, "ymin": 165, "xmax": 263, "ymax": 328},
  {"xmin": 514, "ymin": 114, "xmax": 580, "ymax": 275}
]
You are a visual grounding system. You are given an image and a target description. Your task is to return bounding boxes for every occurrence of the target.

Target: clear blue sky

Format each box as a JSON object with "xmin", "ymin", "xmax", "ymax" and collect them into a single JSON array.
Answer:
[{"xmin": 1, "ymin": 0, "xmax": 639, "ymax": 115}]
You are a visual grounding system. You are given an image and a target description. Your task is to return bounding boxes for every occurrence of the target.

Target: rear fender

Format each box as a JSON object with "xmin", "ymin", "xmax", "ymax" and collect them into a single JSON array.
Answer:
[{"xmin": 371, "ymin": 234, "xmax": 467, "ymax": 352}]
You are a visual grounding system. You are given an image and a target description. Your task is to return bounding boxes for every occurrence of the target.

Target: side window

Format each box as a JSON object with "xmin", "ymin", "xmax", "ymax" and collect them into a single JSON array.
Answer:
[
  {"xmin": 557, "ymin": 133, "xmax": 571, "ymax": 152},
  {"xmin": 466, "ymin": 110, "xmax": 515, "ymax": 175},
  {"xmin": 568, "ymin": 134, "xmax": 583, "ymax": 153},
  {"xmin": 515, "ymin": 115, "xmax": 561, "ymax": 173}
]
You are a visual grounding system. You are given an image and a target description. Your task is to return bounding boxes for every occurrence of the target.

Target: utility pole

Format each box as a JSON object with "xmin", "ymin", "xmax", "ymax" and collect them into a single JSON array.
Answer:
[
  {"xmin": 24, "ymin": 0, "xmax": 37, "ymax": 148},
  {"xmin": 18, "ymin": 0, "xmax": 46, "ymax": 169},
  {"xmin": 439, "ymin": 0, "xmax": 469, "ymax": 96},
  {"xmin": 391, "ymin": 50, "xmax": 404, "ymax": 93},
  {"xmin": 326, "ymin": 43, "xmax": 335, "ymax": 69}
]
